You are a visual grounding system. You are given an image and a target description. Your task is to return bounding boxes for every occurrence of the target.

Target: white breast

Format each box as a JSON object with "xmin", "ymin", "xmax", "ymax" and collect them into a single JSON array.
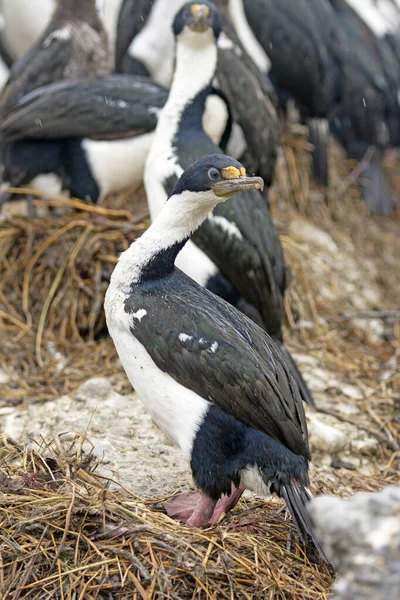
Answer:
[{"xmin": 104, "ymin": 289, "xmax": 210, "ymax": 459}]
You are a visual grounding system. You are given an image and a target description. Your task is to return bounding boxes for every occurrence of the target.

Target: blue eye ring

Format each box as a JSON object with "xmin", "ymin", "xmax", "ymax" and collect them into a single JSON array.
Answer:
[{"xmin": 208, "ymin": 167, "xmax": 221, "ymax": 182}]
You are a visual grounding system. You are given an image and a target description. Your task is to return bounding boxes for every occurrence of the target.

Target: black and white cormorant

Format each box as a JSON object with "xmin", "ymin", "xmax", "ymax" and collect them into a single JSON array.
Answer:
[
  {"xmin": 105, "ymin": 153, "xmax": 325, "ymax": 560},
  {"xmin": 144, "ymin": 1, "xmax": 315, "ymax": 408},
  {"xmin": 115, "ymin": 0, "xmax": 279, "ymax": 186},
  {"xmin": 228, "ymin": 0, "xmax": 343, "ymax": 187},
  {"xmin": 0, "ymin": 74, "xmax": 229, "ymax": 205},
  {"xmin": 0, "ymin": 0, "xmax": 112, "ymax": 115},
  {"xmin": 0, "ymin": 0, "xmax": 123, "ymax": 67},
  {"xmin": 329, "ymin": 0, "xmax": 400, "ymax": 215}
]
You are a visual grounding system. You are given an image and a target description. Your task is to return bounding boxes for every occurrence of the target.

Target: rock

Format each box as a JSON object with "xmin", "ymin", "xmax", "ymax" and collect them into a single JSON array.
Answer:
[
  {"xmin": 310, "ymin": 487, "xmax": 400, "ymax": 599},
  {"xmin": 307, "ymin": 412, "xmax": 348, "ymax": 454},
  {"xmin": 76, "ymin": 377, "xmax": 114, "ymax": 402}
]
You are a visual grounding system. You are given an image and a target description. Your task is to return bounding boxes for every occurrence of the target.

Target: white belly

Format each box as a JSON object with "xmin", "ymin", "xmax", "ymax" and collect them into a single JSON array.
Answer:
[
  {"xmin": 105, "ymin": 293, "xmax": 210, "ymax": 459},
  {"xmin": 83, "ymin": 133, "xmax": 154, "ymax": 199},
  {"xmin": 1, "ymin": 0, "xmax": 54, "ymax": 59},
  {"xmin": 30, "ymin": 173, "xmax": 64, "ymax": 196},
  {"xmin": 0, "ymin": 56, "xmax": 9, "ymax": 93}
]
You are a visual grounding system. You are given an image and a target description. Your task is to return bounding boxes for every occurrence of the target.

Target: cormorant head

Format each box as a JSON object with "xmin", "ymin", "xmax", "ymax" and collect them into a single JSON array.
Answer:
[
  {"xmin": 171, "ymin": 154, "xmax": 264, "ymax": 207},
  {"xmin": 173, "ymin": 1, "xmax": 222, "ymax": 40}
]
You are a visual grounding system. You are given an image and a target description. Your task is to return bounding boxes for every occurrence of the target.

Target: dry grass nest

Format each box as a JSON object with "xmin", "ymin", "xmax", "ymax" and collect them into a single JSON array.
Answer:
[
  {"xmin": 0, "ymin": 433, "xmax": 334, "ymax": 600},
  {"xmin": 0, "ymin": 130, "xmax": 399, "ymax": 597}
]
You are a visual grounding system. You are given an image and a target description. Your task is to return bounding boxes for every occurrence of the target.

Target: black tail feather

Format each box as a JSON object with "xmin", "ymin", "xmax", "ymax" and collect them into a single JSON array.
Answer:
[
  {"xmin": 307, "ymin": 118, "xmax": 329, "ymax": 187},
  {"xmin": 280, "ymin": 484, "xmax": 329, "ymax": 562},
  {"xmin": 277, "ymin": 342, "xmax": 316, "ymax": 409},
  {"xmin": 361, "ymin": 158, "xmax": 395, "ymax": 216}
]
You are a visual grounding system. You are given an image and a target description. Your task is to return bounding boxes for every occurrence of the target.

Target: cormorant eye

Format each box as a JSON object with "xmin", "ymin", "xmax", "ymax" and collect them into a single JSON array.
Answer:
[{"xmin": 208, "ymin": 167, "xmax": 221, "ymax": 182}]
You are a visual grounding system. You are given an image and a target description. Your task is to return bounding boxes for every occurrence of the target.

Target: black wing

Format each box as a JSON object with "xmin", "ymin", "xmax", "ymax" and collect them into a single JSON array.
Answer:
[
  {"xmin": 0, "ymin": 75, "xmax": 168, "ymax": 141},
  {"xmin": 126, "ymin": 270, "xmax": 310, "ymax": 459},
  {"xmin": 115, "ymin": 0, "xmax": 153, "ymax": 72},
  {"xmin": 330, "ymin": 2, "xmax": 399, "ymax": 151},
  {"xmin": 0, "ymin": 20, "xmax": 111, "ymax": 113}
]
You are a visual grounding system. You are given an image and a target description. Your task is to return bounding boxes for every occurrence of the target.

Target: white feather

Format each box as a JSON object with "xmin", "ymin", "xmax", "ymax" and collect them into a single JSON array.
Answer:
[
  {"xmin": 83, "ymin": 133, "xmax": 155, "ymax": 199},
  {"xmin": 208, "ymin": 214, "xmax": 243, "ymax": 240},
  {"xmin": 104, "ymin": 304, "xmax": 210, "ymax": 459},
  {"xmin": 132, "ymin": 309, "xmax": 147, "ymax": 322},
  {"xmin": 128, "ymin": 0, "xmax": 186, "ymax": 87},
  {"xmin": 240, "ymin": 465, "xmax": 271, "ymax": 495},
  {"xmin": 346, "ymin": 0, "xmax": 400, "ymax": 36},
  {"xmin": 43, "ymin": 25, "xmax": 72, "ymax": 48},
  {"xmin": 228, "ymin": 0, "xmax": 271, "ymax": 72}
]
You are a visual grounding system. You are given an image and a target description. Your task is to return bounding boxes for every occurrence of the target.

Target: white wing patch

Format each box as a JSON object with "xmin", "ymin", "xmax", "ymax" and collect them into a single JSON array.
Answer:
[
  {"xmin": 210, "ymin": 342, "xmax": 219, "ymax": 354},
  {"xmin": 179, "ymin": 333, "xmax": 193, "ymax": 343},
  {"xmin": 132, "ymin": 309, "xmax": 147, "ymax": 322},
  {"xmin": 43, "ymin": 25, "xmax": 72, "ymax": 48},
  {"xmin": 208, "ymin": 214, "xmax": 243, "ymax": 240}
]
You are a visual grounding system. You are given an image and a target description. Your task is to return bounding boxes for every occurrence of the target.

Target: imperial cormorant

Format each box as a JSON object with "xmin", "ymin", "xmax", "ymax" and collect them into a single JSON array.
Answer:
[
  {"xmin": 0, "ymin": 0, "xmax": 123, "ymax": 65},
  {"xmin": 115, "ymin": 0, "xmax": 279, "ymax": 186},
  {"xmin": 105, "ymin": 153, "xmax": 326, "ymax": 560},
  {"xmin": 0, "ymin": 0, "xmax": 112, "ymax": 115},
  {"xmin": 228, "ymin": 0, "xmax": 343, "ymax": 187},
  {"xmin": 329, "ymin": 0, "xmax": 400, "ymax": 214},
  {"xmin": 144, "ymin": 1, "xmax": 315, "ymax": 407}
]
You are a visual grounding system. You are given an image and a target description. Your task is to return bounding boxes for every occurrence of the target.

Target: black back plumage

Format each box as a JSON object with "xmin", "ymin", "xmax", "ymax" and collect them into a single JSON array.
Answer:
[{"xmin": 241, "ymin": 0, "xmax": 342, "ymax": 118}]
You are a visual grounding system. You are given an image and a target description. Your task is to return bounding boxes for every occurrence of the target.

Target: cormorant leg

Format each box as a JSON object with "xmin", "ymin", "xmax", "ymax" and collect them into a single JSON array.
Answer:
[
  {"xmin": 165, "ymin": 492, "xmax": 217, "ymax": 527},
  {"xmin": 186, "ymin": 494, "xmax": 217, "ymax": 527},
  {"xmin": 27, "ymin": 195, "xmax": 37, "ymax": 217},
  {"xmin": 165, "ymin": 492, "xmax": 202, "ymax": 522},
  {"xmin": 209, "ymin": 486, "xmax": 244, "ymax": 524}
]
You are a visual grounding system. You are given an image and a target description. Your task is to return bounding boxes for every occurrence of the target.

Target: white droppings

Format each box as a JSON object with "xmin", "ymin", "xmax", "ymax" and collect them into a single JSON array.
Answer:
[
  {"xmin": 209, "ymin": 341, "xmax": 219, "ymax": 353},
  {"xmin": 179, "ymin": 333, "xmax": 193, "ymax": 343},
  {"xmin": 208, "ymin": 214, "xmax": 243, "ymax": 240},
  {"xmin": 199, "ymin": 338, "xmax": 206, "ymax": 345},
  {"xmin": 132, "ymin": 309, "xmax": 147, "ymax": 322}
]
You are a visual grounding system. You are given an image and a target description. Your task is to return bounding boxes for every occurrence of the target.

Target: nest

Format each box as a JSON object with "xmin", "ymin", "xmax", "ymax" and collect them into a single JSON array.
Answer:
[{"xmin": 0, "ymin": 434, "xmax": 334, "ymax": 599}]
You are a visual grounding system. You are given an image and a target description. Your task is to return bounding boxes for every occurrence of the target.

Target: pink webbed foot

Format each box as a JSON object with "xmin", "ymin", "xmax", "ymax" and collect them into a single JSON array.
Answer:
[
  {"xmin": 164, "ymin": 492, "xmax": 204, "ymax": 522},
  {"xmin": 165, "ymin": 492, "xmax": 217, "ymax": 527},
  {"xmin": 165, "ymin": 487, "xmax": 244, "ymax": 527}
]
